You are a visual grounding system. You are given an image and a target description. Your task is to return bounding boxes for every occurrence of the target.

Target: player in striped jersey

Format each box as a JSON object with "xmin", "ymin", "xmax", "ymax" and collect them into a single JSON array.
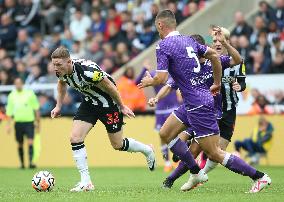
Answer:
[{"xmin": 50, "ymin": 47, "xmax": 156, "ymax": 192}]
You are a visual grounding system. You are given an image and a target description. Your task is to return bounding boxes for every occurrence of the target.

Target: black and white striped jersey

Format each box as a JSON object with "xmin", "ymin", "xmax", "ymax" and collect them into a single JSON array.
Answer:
[
  {"xmin": 57, "ymin": 58, "xmax": 116, "ymax": 108},
  {"xmin": 221, "ymin": 62, "xmax": 246, "ymax": 111}
]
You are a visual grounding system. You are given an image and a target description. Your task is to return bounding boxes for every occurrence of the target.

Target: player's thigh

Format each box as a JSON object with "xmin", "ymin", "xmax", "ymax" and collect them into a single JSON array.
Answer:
[
  {"xmin": 70, "ymin": 120, "xmax": 93, "ymax": 143},
  {"xmin": 178, "ymin": 131, "xmax": 190, "ymax": 142},
  {"xmin": 189, "ymin": 140, "xmax": 202, "ymax": 158},
  {"xmin": 219, "ymin": 136, "xmax": 230, "ymax": 151},
  {"xmin": 197, "ymin": 135, "xmax": 225, "ymax": 163},
  {"xmin": 159, "ymin": 113, "xmax": 187, "ymax": 143},
  {"xmin": 107, "ymin": 130, "xmax": 124, "ymax": 150}
]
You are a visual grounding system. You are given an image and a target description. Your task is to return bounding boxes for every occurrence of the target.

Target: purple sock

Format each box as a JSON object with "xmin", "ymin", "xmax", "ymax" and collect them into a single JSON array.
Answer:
[
  {"xmin": 168, "ymin": 161, "xmax": 189, "ymax": 181},
  {"xmin": 169, "ymin": 138, "xmax": 200, "ymax": 173},
  {"xmin": 223, "ymin": 153, "xmax": 257, "ymax": 179},
  {"xmin": 161, "ymin": 144, "xmax": 169, "ymax": 161}
]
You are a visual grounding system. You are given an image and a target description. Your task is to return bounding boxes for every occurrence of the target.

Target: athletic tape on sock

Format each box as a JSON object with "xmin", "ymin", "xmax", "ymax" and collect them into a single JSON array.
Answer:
[
  {"xmin": 168, "ymin": 137, "xmax": 179, "ymax": 149},
  {"xmin": 222, "ymin": 152, "xmax": 231, "ymax": 166}
]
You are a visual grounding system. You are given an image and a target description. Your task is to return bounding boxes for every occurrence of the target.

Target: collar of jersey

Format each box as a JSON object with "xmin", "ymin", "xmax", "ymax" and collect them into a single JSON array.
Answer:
[{"xmin": 165, "ymin": 31, "xmax": 180, "ymax": 38}]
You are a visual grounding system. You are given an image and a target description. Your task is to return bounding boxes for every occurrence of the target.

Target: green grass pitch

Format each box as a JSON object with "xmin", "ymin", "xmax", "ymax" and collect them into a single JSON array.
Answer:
[{"xmin": 0, "ymin": 166, "xmax": 283, "ymax": 202}]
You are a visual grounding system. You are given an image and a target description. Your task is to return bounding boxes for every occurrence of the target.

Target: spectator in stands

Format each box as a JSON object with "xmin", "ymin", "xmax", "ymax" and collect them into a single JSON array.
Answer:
[
  {"xmin": 234, "ymin": 116, "xmax": 274, "ymax": 165},
  {"xmin": 249, "ymin": 94, "xmax": 273, "ymax": 114},
  {"xmin": 16, "ymin": 61, "xmax": 29, "ymax": 82},
  {"xmin": 0, "ymin": 69, "xmax": 12, "ymax": 85},
  {"xmin": 90, "ymin": 9, "xmax": 106, "ymax": 36},
  {"xmin": 257, "ymin": 1, "xmax": 276, "ymax": 26},
  {"xmin": 167, "ymin": 1, "xmax": 184, "ymax": 24},
  {"xmin": 15, "ymin": 0, "xmax": 41, "ymax": 33},
  {"xmin": 1, "ymin": 56, "xmax": 17, "ymax": 81},
  {"xmin": 84, "ymin": 38, "xmax": 104, "ymax": 62},
  {"xmin": 64, "ymin": 0, "xmax": 91, "ymax": 26},
  {"xmin": 0, "ymin": 14, "xmax": 17, "ymax": 51},
  {"xmin": 238, "ymin": 35, "xmax": 254, "ymax": 74},
  {"xmin": 69, "ymin": 7, "xmax": 92, "ymax": 42},
  {"xmin": 15, "ymin": 29, "xmax": 31, "ymax": 61},
  {"xmin": 70, "ymin": 41, "xmax": 85, "ymax": 59},
  {"xmin": 38, "ymin": 93, "xmax": 55, "ymax": 116},
  {"xmin": 117, "ymin": 67, "xmax": 147, "ymax": 112},
  {"xmin": 41, "ymin": 61, "xmax": 57, "ymax": 84},
  {"xmin": 182, "ymin": 1, "xmax": 199, "ymax": 18},
  {"xmin": 275, "ymin": 0, "xmax": 284, "ymax": 29},
  {"xmin": 108, "ymin": 21, "xmax": 126, "ymax": 49},
  {"xmin": 60, "ymin": 28, "xmax": 74, "ymax": 51},
  {"xmin": 40, "ymin": 0, "xmax": 64, "ymax": 34},
  {"xmin": 250, "ymin": 16, "xmax": 266, "ymax": 45},
  {"xmin": 104, "ymin": 5, "xmax": 122, "ymax": 41},
  {"xmin": 139, "ymin": 21, "xmax": 156, "ymax": 48},
  {"xmin": 100, "ymin": 57, "xmax": 116, "ymax": 74},
  {"xmin": 25, "ymin": 64, "xmax": 44, "ymax": 85},
  {"xmin": 231, "ymin": 11, "xmax": 253, "ymax": 38},
  {"xmin": 270, "ymin": 39, "xmax": 284, "ymax": 73},
  {"xmin": 123, "ymin": 22, "xmax": 138, "ymax": 49},
  {"xmin": 114, "ymin": 42, "xmax": 130, "ymax": 67}
]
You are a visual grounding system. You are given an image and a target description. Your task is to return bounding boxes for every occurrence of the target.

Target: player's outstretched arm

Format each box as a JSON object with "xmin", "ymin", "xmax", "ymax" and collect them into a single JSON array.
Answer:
[
  {"xmin": 51, "ymin": 80, "xmax": 66, "ymax": 118},
  {"xmin": 148, "ymin": 84, "xmax": 172, "ymax": 107},
  {"xmin": 204, "ymin": 47, "xmax": 222, "ymax": 95},
  {"xmin": 96, "ymin": 77, "xmax": 135, "ymax": 118},
  {"xmin": 137, "ymin": 71, "xmax": 168, "ymax": 88}
]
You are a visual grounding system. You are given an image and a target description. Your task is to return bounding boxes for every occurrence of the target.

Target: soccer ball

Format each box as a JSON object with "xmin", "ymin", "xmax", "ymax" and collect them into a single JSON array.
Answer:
[{"xmin": 32, "ymin": 171, "xmax": 55, "ymax": 192}]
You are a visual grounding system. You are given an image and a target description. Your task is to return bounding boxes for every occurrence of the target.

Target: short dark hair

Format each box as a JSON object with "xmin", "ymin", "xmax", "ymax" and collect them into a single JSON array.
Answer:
[
  {"xmin": 51, "ymin": 46, "xmax": 70, "ymax": 59},
  {"xmin": 155, "ymin": 9, "xmax": 177, "ymax": 28},
  {"xmin": 191, "ymin": 34, "xmax": 205, "ymax": 45}
]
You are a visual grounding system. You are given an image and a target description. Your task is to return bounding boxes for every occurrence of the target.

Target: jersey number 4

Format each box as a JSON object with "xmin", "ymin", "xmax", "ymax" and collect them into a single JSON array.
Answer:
[{"xmin": 186, "ymin": 47, "xmax": 201, "ymax": 73}]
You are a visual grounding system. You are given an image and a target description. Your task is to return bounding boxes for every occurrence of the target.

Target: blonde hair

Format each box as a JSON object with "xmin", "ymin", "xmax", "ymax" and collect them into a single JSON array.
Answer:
[
  {"xmin": 51, "ymin": 46, "xmax": 70, "ymax": 59},
  {"xmin": 220, "ymin": 27, "xmax": 230, "ymax": 40}
]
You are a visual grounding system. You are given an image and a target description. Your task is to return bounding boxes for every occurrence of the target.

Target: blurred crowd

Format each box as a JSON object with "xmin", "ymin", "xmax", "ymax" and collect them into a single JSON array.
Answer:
[
  {"xmin": 1, "ymin": 0, "xmax": 284, "ymax": 117},
  {"xmin": 230, "ymin": 0, "xmax": 284, "ymax": 74},
  {"xmin": 0, "ymin": 0, "xmax": 208, "ymax": 116}
]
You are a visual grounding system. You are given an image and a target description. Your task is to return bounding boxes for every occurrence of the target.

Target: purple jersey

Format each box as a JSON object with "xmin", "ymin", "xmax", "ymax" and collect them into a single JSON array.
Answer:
[
  {"xmin": 167, "ymin": 55, "xmax": 231, "ymax": 119},
  {"xmin": 156, "ymin": 32, "xmax": 212, "ymax": 109},
  {"xmin": 136, "ymin": 68, "xmax": 179, "ymax": 114}
]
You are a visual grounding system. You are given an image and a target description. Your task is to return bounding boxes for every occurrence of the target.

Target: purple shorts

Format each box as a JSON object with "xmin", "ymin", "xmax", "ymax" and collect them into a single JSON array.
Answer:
[
  {"xmin": 173, "ymin": 104, "xmax": 219, "ymax": 138},
  {"xmin": 172, "ymin": 105, "xmax": 193, "ymax": 135},
  {"xmin": 155, "ymin": 113, "xmax": 171, "ymax": 131}
]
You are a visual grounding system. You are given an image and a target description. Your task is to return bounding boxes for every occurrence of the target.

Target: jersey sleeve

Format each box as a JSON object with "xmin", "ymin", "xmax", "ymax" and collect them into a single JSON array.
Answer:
[
  {"xmin": 220, "ymin": 55, "xmax": 231, "ymax": 69},
  {"xmin": 156, "ymin": 43, "xmax": 169, "ymax": 72},
  {"xmin": 166, "ymin": 78, "xmax": 178, "ymax": 90},
  {"xmin": 30, "ymin": 91, "xmax": 40, "ymax": 110},
  {"xmin": 83, "ymin": 68, "xmax": 106, "ymax": 84},
  {"xmin": 195, "ymin": 42, "xmax": 208, "ymax": 57}
]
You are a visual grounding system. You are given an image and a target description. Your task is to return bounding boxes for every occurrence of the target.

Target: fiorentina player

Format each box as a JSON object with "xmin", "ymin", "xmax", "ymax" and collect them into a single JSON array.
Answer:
[
  {"xmin": 136, "ymin": 60, "xmax": 181, "ymax": 172},
  {"xmin": 138, "ymin": 10, "xmax": 271, "ymax": 193}
]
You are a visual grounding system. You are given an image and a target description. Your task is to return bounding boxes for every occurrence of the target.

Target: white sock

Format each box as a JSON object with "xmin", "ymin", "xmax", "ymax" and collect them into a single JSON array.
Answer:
[
  {"xmin": 203, "ymin": 159, "xmax": 218, "ymax": 174},
  {"xmin": 72, "ymin": 143, "xmax": 91, "ymax": 184},
  {"xmin": 122, "ymin": 138, "xmax": 152, "ymax": 156}
]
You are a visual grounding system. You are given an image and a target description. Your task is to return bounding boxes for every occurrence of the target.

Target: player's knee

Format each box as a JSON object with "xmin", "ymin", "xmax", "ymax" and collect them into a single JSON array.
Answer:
[
  {"xmin": 112, "ymin": 142, "xmax": 123, "ymax": 150},
  {"xmin": 206, "ymin": 150, "xmax": 221, "ymax": 163},
  {"xmin": 70, "ymin": 132, "xmax": 83, "ymax": 143},
  {"xmin": 159, "ymin": 130, "xmax": 170, "ymax": 144}
]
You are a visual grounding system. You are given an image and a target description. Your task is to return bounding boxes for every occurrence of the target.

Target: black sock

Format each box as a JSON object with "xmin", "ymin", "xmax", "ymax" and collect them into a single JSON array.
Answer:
[
  {"xmin": 28, "ymin": 145, "xmax": 34, "ymax": 166},
  {"xmin": 119, "ymin": 138, "xmax": 129, "ymax": 151},
  {"xmin": 252, "ymin": 170, "xmax": 265, "ymax": 180},
  {"xmin": 71, "ymin": 142, "xmax": 85, "ymax": 151},
  {"xmin": 18, "ymin": 147, "xmax": 24, "ymax": 167},
  {"xmin": 190, "ymin": 165, "xmax": 201, "ymax": 174}
]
